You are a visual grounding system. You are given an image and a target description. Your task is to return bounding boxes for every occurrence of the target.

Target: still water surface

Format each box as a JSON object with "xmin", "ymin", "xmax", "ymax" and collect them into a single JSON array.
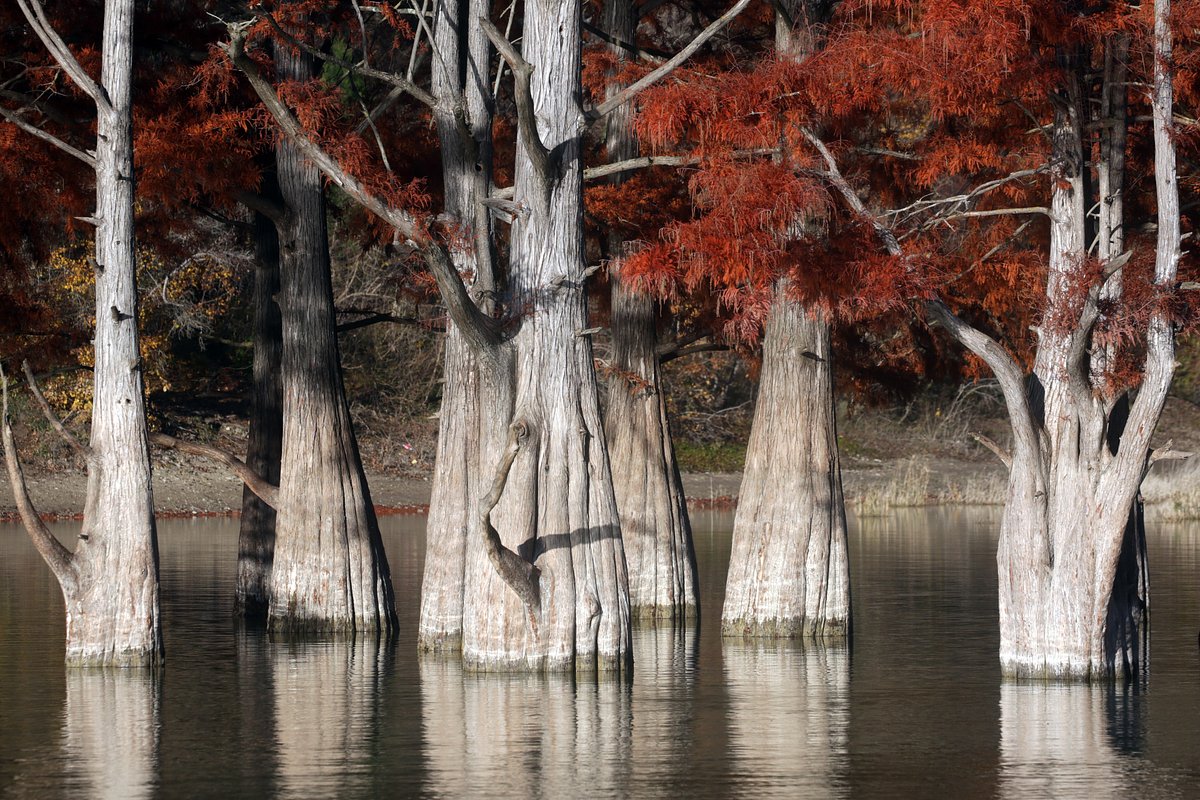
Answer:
[{"xmin": 1, "ymin": 509, "xmax": 1198, "ymax": 799}]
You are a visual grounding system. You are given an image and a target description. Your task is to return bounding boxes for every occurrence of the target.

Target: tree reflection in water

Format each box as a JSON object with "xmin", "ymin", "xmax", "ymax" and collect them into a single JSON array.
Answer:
[
  {"xmin": 999, "ymin": 682, "xmax": 1146, "ymax": 799},
  {"xmin": 723, "ymin": 642, "xmax": 850, "ymax": 798},
  {"xmin": 419, "ymin": 655, "xmax": 633, "ymax": 797},
  {"xmin": 272, "ymin": 636, "xmax": 391, "ymax": 799},
  {"xmin": 62, "ymin": 670, "xmax": 160, "ymax": 800}
]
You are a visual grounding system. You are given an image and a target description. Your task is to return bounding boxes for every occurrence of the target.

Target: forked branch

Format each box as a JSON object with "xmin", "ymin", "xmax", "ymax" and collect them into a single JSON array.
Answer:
[
  {"xmin": 149, "ymin": 433, "xmax": 280, "ymax": 509},
  {"xmin": 478, "ymin": 420, "xmax": 541, "ymax": 617},
  {"xmin": 1, "ymin": 364, "xmax": 76, "ymax": 589}
]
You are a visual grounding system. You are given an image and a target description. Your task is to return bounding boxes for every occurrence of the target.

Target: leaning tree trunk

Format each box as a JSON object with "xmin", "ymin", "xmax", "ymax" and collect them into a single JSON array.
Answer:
[
  {"xmin": 459, "ymin": 0, "xmax": 632, "ymax": 672},
  {"xmin": 267, "ymin": 41, "xmax": 396, "ymax": 635},
  {"xmin": 235, "ymin": 203, "xmax": 283, "ymax": 619},
  {"xmin": 602, "ymin": 0, "xmax": 698, "ymax": 623},
  {"xmin": 2, "ymin": 0, "xmax": 162, "ymax": 665},
  {"xmin": 721, "ymin": 295, "xmax": 850, "ymax": 638},
  {"xmin": 419, "ymin": 0, "xmax": 495, "ymax": 651}
]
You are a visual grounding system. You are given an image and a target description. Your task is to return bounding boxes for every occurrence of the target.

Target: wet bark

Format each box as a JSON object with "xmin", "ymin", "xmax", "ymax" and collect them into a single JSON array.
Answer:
[
  {"xmin": 603, "ymin": 0, "xmax": 698, "ymax": 623},
  {"xmin": 2, "ymin": 0, "xmax": 162, "ymax": 665},
  {"xmin": 721, "ymin": 298, "xmax": 850, "ymax": 639},
  {"xmin": 419, "ymin": 0, "xmax": 495, "ymax": 651},
  {"xmin": 267, "ymin": 41, "xmax": 396, "ymax": 635},
  {"xmin": 235, "ymin": 203, "xmax": 283, "ymax": 619}
]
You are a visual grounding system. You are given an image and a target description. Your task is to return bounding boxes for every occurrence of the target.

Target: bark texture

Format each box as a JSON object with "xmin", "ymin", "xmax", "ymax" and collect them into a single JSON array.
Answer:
[
  {"xmin": 721, "ymin": 298, "xmax": 850, "ymax": 638},
  {"xmin": 603, "ymin": 0, "xmax": 698, "ymax": 623},
  {"xmin": 2, "ymin": 0, "xmax": 163, "ymax": 666},
  {"xmin": 235, "ymin": 203, "xmax": 283, "ymax": 618},
  {"xmin": 419, "ymin": 0, "xmax": 495, "ymax": 651},
  {"xmin": 459, "ymin": 0, "xmax": 632, "ymax": 672},
  {"xmin": 267, "ymin": 41, "xmax": 396, "ymax": 635}
]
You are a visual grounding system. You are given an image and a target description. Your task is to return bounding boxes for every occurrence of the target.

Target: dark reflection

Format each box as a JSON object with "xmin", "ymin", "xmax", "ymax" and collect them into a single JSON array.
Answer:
[
  {"xmin": 62, "ymin": 670, "xmax": 160, "ymax": 800},
  {"xmin": 999, "ymin": 682, "xmax": 1143, "ymax": 799},
  {"xmin": 272, "ymin": 636, "xmax": 394, "ymax": 799},
  {"xmin": 419, "ymin": 656, "xmax": 633, "ymax": 797},
  {"xmin": 722, "ymin": 642, "xmax": 849, "ymax": 798}
]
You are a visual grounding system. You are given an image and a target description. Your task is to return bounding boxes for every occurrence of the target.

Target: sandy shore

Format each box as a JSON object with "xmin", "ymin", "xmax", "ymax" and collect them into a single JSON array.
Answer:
[{"xmin": 1, "ymin": 456, "xmax": 1006, "ymax": 520}]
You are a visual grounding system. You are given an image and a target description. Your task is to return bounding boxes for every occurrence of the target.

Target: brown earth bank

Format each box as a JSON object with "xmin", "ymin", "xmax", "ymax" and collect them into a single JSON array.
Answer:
[{"xmin": 4, "ymin": 395, "xmax": 1198, "ymax": 521}]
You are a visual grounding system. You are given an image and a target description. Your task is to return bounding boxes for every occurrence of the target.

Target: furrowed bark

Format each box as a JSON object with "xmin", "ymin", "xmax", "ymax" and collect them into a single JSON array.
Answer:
[
  {"xmin": 459, "ymin": 0, "xmax": 632, "ymax": 673},
  {"xmin": 721, "ymin": 296, "xmax": 849, "ymax": 638},
  {"xmin": 266, "ymin": 37, "xmax": 396, "ymax": 636},
  {"xmin": 419, "ymin": 0, "xmax": 496, "ymax": 651},
  {"xmin": 603, "ymin": 0, "xmax": 698, "ymax": 624}
]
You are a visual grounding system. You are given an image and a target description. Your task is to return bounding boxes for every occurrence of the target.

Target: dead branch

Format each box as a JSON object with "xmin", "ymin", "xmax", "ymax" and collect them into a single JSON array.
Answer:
[
  {"xmin": 478, "ymin": 419, "xmax": 541, "ymax": 617},
  {"xmin": 149, "ymin": 432, "xmax": 280, "ymax": 510},
  {"xmin": 582, "ymin": 20, "xmax": 668, "ymax": 62},
  {"xmin": 590, "ymin": 0, "xmax": 753, "ymax": 121},
  {"xmin": 21, "ymin": 361, "xmax": 92, "ymax": 460},
  {"xmin": 1, "ymin": 363, "xmax": 76, "ymax": 589},
  {"xmin": 970, "ymin": 432, "xmax": 1013, "ymax": 470},
  {"xmin": 0, "ymin": 105, "xmax": 96, "ymax": 168}
]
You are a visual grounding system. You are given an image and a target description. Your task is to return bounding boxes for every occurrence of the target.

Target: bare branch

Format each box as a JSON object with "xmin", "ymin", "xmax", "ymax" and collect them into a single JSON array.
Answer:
[
  {"xmin": 0, "ymin": 105, "xmax": 96, "ymax": 168},
  {"xmin": 479, "ymin": 420, "xmax": 541, "ymax": 618},
  {"xmin": 1, "ymin": 363, "xmax": 76, "ymax": 588},
  {"xmin": 225, "ymin": 26, "xmax": 501, "ymax": 356},
  {"xmin": 149, "ymin": 433, "xmax": 279, "ymax": 510},
  {"xmin": 259, "ymin": 11, "xmax": 436, "ymax": 108},
  {"xmin": 15, "ymin": 0, "xmax": 110, "ymax": 113},
  {"xmin": 970, "ymin": 432, "xmax": 1012, "ymax": 470},
  {"xmin": 335, "ymin": 313, "xmax": 427, "ymax": 333},
  {"xmin": 582, "ymin": 20, "xmax": 668, "ymax": 62},
  {"xmin": 591, "ymin": 0, "xmax": 753, "ymax": 121},
  {"xmin": 479, "ymin": 16, "xmax": 551, "ymax": 182},
  {"xmin": 21, "ymin": 361, "xmax": 92, "ymax": 460}
]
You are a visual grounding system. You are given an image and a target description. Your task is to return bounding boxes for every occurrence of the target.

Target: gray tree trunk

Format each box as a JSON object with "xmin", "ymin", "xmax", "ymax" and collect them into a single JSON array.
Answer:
[
  {"xmin": 2, "ymin": 0, "xmax": 163, "ymax": 665},
  {"xmin": 235, "ymin": 202, "xmax": 283, "ymax": 619},
  {"xmin": 602, "ymin": 0, "xmax": 698, "ymax": 623},
  {"xmin": 267, "ymin": 41, "xmax": 396, "ymax": 635},
  {"xmin": 459, "ymin": 0, "xmax": 632, "ymax": 672},
  {"xmin": 721, "ymin": 297, "xmax": 850, "ymax": 638},
  {"xmin": 419, "ymin": 0, "xmax": 495, "ymax": 651}
]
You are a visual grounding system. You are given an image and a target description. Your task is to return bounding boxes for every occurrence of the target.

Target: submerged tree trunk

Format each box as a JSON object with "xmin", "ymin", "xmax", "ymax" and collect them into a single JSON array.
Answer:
[
  {"xmin": 459, "ymin": 0, "xmax": 632, "ymax": 672},
  {"xmin": 267, "ymin": 41, "xmax": 396, "ymax": 635},
  {"xmin": 721, "ymin": 296, "xmax": 850, "ymax": 638},
  {"xmin": 419, "ymin": 0, "xmax": 495, "ymax": 651},
  {"xmin": 235, "ymin": 204, "xmax": 283, "ymax": 619},
  {"xmin": 602, "ymin": 0, "xmax": 698, "ymax": 623},
  {"xmin": 3, "ymin": 0, "xmax": 162, "ymax": 665}
]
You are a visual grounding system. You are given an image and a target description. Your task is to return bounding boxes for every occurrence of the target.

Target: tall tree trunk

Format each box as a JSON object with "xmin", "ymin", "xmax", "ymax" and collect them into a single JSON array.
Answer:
[
  {"xmin": 3, "ymin": 0, "xmax": 163, "ymax": 665},
  {"xmin": 235, "ymin": 203, "xmax": 283, "ymax": 619},
  {"xmin": 267, "ymin": 41, "xmax": 396, "ymax": 635},
  {"xmin": 721, "ymin": 2, "xmax": 850, "ymax": 641},
  {"xmin": 419, "ymin": 0, "xmax": 495, "ymax": 651},
  {"xmin": 721, "ymin": 296, "xmax": 850, "ymax": 638},
  {"xmin": 603, "ymin": 0, "xmax": 698, "ymax": 623},
  {"xmin": 459, "ymin": 0, "xmax": 632, "ymax": 672}
]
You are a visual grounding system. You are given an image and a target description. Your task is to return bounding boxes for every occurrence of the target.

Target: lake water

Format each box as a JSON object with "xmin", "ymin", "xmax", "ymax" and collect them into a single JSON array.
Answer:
[{"xmin": 1, "ymin": 509, "xmax": 1198, "ymax": 799}]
